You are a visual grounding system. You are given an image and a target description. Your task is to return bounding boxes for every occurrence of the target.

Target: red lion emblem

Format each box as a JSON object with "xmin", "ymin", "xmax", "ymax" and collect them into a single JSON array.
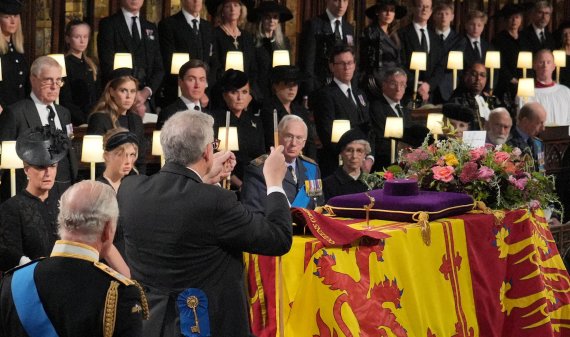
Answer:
[{"xmin": 312, "ymin": 238, "xmax": 407, "ymax": 337}]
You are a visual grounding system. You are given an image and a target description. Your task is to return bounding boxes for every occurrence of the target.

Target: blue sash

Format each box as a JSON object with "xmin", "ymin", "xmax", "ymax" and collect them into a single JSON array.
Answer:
[
  {"xmin": 11, "ymin": 262, "xmax": 59, "ymax": 337},
  {"xmin": 291, "ymin": 160, "xmax": 317, "ymax": 208}
]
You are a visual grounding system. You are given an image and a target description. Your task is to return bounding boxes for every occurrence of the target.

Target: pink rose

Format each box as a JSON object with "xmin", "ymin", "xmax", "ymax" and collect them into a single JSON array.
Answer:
[
  {"xmin": 493, "ymin": 151, "xmax": 510, "ymax": 164},
  {"xmin": 508, "ymin": 175, "xmax": 528, "ymax": 190},
  {"xmin": 477, "ymin": 166, "xmax": 495, "ymax": 182},
  {"xmin": 384, "ymin": 171, "xmax": 394, "ymax": 180},
  {"xmin": 512, "ymin": 148, "xmax": 522, "ymax": 157},
  {"xmin": 432, "ymin": 166, "xmax": 455, "ymax": 182},
  {"xmin": 460, "ymin": 162, "xmax": 478, "ymax": 183},
  {"xmin": 469, "ymin": 147, "xmax": 487, "ymax": 161}
]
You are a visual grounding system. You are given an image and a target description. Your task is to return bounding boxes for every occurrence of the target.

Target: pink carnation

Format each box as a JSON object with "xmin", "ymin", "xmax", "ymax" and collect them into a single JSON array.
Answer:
[
  {"xmin": 460, "ymin": 162, "xmax": 478, "ymax": 183},
  {"xmin": 432, "ymin": 165, "xmax": 455, "ymax": 182},
  {"xmin": 469, "ymin": 147, "xmax": 487, "ymax": 161},
  {"xmin": 493, "ymin": 151, "xmax": 510, "ymax": 164},
  {"xmin": 477, "ymin": 166, "xmax": 495, "ymax": 182},
  {"xmin": 384, "ymin": 171, "xmax": 394, "ymax": 180},
  {"xmin": 508, "ymin": 175, "xmax": 528, "ymax": 190},
  {"xmin": 404, "ymin": 148, "xmax": 429, "ymax": 163}
]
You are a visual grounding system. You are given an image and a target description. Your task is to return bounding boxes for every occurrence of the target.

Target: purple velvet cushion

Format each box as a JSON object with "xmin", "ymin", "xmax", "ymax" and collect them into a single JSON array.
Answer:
[{"xmin": 326, "ymin": 179, "xmax": 474, "ymax": 222}]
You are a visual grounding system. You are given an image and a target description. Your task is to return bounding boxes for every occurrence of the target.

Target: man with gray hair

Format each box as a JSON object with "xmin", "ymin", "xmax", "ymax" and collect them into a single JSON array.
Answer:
[
  {"xmin": 522, "ymin": 1, "xmax": 555, "ymax": 53},
  {"xmin": 117, "ymin": 110, "xmax": 292, "ymax": 337},
  {"xmin": 0, "ymin": 180, "xmax": 146, "ymax": 336},
  {"xmin": 485, "ymin": 107, "xmax": 513, "ymax": 145},
  {"xmin": 242, "ymin": 114, "xmax": 323, "ymax": 214},
  {"xmin": 0, "ymin": 56, "xmax": 78, "ymax": 202}
]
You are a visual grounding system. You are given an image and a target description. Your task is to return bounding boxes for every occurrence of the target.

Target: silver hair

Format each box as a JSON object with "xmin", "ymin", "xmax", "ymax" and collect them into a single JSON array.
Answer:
[
  {"xmin": 30, "ymin": 56, "xmax": 62, "ymax": 77},
  {"xmin": 278, "ymin": 114, "xmax": 307, "ymax": 136},
  {"xmin": 161, "ymin": 110, "xmax": 214, "ymax": 166},
  {"xmin": 488, "ymin": 107, "xmax": 511, "ymax": 120},
  {"xmin": 345, "ymin": 139, "xmax": 372, "ymax": 154},
  {"xmin": 57, "ymin": 181, "xmax": 118, "ymax": 244},
  {"xmin": 381, "ymin": 67, "xmax": 408, "ymax": 82}
]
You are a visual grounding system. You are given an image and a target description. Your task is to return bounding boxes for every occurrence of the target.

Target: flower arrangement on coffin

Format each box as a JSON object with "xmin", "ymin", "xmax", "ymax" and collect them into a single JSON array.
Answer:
[{"xmin": 377, "ymin": 137, "xmax": 563, "ymax": 217}]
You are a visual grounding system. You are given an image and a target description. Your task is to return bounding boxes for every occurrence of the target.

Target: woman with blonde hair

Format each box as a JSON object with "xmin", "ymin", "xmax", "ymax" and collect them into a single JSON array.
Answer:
[
  {"xmin": 98, "ymin": 128, "xmax": 139, "ymax": 192},
  {"xmin": 60, "ymin": 19, "xmax": 101, "ymax": 126},
  {"xmin": 0, "ymin": 0, "xmax": 28, "ymax": 110},
  {"xmin": 87, "ymin": 69, "xmax": 146, "ymax": 173}
]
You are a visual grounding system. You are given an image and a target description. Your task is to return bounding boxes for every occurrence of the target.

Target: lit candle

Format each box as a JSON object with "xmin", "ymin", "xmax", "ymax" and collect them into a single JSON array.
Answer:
[
  {"xmin": 410, "ymin": 52, "xmax": 427, "ymax": 104},
  {"xmin": 485, "ymin": 51, "xmax": 501, "ymax": 92},
  {"xmin": 517, "ymin": 51, "xmax": 532, "ymax": 78},
  {"xmin": 384, "ymin": 117, "xmax": 404, "ymax": 164},
  {"xmin": 553, "ymin": 50, "xmax": 566, "ymax": 83},
  {"xmin": 447, "ymin": 51, "xmax": 463, "ymax": 90}
]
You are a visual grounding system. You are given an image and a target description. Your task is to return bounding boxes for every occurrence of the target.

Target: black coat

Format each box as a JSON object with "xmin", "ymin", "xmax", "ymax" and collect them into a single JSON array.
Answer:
[
  {"xmin": 254, "ymin": 36, "xmax": 291, "ymax": 101},
  {"xmin": 460, "ymin": 35, "xmax": 492, "ymax": 68},
  {"xmin": 521, "ymin": 24, "xmax": 556, "ymax": 53},
  {"xmin": 59, "ymin": 54, "xmax": 101, "ymax": 126},
  {"xmin": 0, "ymin": 190, "xmax": 59, "ymax": 271},
  {"xmin": 0, "ymin": 98, "xmax": 78, "ymax": 202},
  {"xmin": 87, "ymin": 111, "xmax": 146, "ymax": 173},
  {"xmin": 298, "ymin": 13, "xmax": 355, "ymax": 95},
  {"xmin": 97, "ymin": 11, "xmax": 165, "ymax": 94},
  {"xmin": 117, "ymin": 162, "xmax": 292, "ymax": 337},
  {"xmin": 0, "ymin": 247, "xmax": 143, "ymax": 336},
  {"xmin": 492, "ymin": 30, "xmax": 531, "ymax": 101},
  {"xmin": 260, "ymin": 95, "xmax": 316, "ymax": 160},
  {"xmin": 158, "ymin": 12, "xmax": 216, "ymax": 106},
  {"xmin": 0, "ymin": 40, "xmax": 28, "ymax": 108},
  {"xmin": 310, "ymin": 81, "xmax": 369, "ymax": 176},
  {"xmin": 359, "ymin": 24, "xmax": 401, "ymax": 74},
  {"xmin": 156, "ymin": 98, "xmax": 209, "ymax": 130},
  {"xmin": 212, "ymin": 108, "xmax": 266, "ymax": 180},
  {"xmin": 398, "ymin": 24, "xmax": 445, "ymax": 101},
  {"xmin": 435, "ymin": 29, "xmax": 465, "ymax": 103},
  {"xmin": 323, "ymin": 167, "xmax": 370, "ymax": 202}
]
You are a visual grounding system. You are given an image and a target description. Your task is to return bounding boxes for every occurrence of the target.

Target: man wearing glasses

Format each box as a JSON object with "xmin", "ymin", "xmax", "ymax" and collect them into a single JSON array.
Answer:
[
  {"xmin": 0, "ymin": 56, "xmax": 77, "ymax": 202},
  {"xmin": 242, "ymin": 114, "xmax": 323, "ymax": 214},
  {"xmin": 310, "ymin": 45, "xmax": 370, "ymax": 176}
]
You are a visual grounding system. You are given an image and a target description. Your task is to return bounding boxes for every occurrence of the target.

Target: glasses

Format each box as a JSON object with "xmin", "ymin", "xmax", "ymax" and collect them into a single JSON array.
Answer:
[
  {"xmin": 386, "ymin": 81, "xmax": 407, "ymax": 89},
  {"xmin": 212, "ymin": 138, "xmax": 220, "ymax": 150},
  {"xmin": 37, "ymin": 77, "xmax": 64, "ymax": 87},
  {"xmin": 343, "ymin": 148, "xmax": 366, "ymax": 155},
  {"xmin": 283, "ymin": 134, "xmax": 306, "ymax": 144},
  {"xmin": 333, "ymin": 61, "xmax": 355, "ymax": 68}
]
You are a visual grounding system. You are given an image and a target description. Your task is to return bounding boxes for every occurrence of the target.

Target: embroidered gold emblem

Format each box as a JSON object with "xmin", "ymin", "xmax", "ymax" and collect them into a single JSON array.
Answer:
[
  {"xmin": 131, "ymin": 304, "xmax": 142, "ymax": 314},
  {"xmin": 186, "ymin": 296, "xmax": 200, "ymax": 333}
]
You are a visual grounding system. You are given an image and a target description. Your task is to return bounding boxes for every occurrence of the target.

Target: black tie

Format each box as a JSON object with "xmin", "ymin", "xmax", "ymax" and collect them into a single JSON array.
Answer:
[
  {"xmin": 420, "ymin": 28, "xmax": 428, "ymax": 52},
  {"xmin": 473, "ymin": 41, "xmax": 481, "ymax": 60},
  {"xmin": 395, "ymin": 104, "xmax": 404, "ymax": 117},
  {"xmin": 192, "ymin": 19, "xmax": 199, "ymax": 34},
  {"xmin": 288, "ymin": 166, "xmax": 297, "ymax": 184},
  {"xmin": 47, "ymin": 106, "xmax": 56, "ymax": 133},
  {"xmin": 334, "ymin": 20, "xmax": 341, "ymax": 41},
  {"xmin": 440, "ymin": 33, "xmax": 444, "ymax": 43},
  {"xmin": 539, "ymin": 31, "xmax": 546, "ymax": 45},
  {"xmin": 347, "ymin": 88, "xmax": 357, "ymax": 107},
  {"xmin": 132, "ymin": 16, "xmax": 141, "ymax": 44}
]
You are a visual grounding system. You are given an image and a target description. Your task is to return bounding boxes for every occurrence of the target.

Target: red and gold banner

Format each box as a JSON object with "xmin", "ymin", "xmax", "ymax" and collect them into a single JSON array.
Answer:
[{"xmin": 246, "ymin": 209, "xmax": 570, "ymax": 336}]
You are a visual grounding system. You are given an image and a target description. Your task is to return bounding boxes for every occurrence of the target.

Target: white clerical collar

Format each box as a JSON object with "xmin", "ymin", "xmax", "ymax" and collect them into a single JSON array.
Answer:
[
  {"xmin": 182, "ymin": 8, "xmax": 200, "ymax": 26},
  {"xmin": 326, "ymin": 8, "xmax": 342, "ymax": 22},
  {"xmin": 50, "ymin": 240, "xmax": 100, "ymax": 262}
]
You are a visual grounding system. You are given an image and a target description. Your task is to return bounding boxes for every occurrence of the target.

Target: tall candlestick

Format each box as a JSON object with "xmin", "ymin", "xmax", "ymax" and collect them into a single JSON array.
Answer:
[{"xmin": 273, "ymin": 109, "xmax": 279, "ymax": 147}]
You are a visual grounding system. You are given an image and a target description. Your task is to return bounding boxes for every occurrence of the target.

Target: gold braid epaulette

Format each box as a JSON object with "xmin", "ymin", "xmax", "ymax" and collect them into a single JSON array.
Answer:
[
  {"xmin": 103, "ymin": 281, "xmax": 119, "ymax": 337},
  {"xmin": 132, "ymin": 280, "xmax": 150, "ymax": 320}
]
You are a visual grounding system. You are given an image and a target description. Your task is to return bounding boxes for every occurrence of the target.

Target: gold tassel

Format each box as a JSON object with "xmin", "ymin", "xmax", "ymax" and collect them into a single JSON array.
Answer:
[
  {"xmin": 103, "ymin": 281, "xmax": 119, "ymax": 337},
  {"xmin": 132, "ymin": 281, "xmax": 150, "ymax": 320},
  {"xmin": 413, "ymin": 212, "xmax": 431, "ymax": 246},
  {"xmin": 475, "ymin": 201, "xmax": 492, "ymax": 214}
]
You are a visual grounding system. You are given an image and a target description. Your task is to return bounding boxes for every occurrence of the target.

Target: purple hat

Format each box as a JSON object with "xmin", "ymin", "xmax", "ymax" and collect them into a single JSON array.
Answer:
[{"xmin": 325, "ymin": 179, "xmax": 474, "ymax": 222}]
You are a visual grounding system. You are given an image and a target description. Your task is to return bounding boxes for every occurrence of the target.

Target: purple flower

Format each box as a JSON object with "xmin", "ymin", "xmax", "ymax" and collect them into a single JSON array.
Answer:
[{"xmin": 508, "ymin": 175, "xmax": 528, "ymax": 190}]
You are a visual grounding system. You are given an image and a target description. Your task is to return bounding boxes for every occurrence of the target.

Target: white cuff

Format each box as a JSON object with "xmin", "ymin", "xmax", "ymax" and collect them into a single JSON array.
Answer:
[{"xmin": 19, "ymin": 255, "xmax": 31, "ymax": 266}]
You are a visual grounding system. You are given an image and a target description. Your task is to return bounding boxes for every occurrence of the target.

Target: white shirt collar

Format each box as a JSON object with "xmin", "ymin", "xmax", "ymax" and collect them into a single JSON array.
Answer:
[
  {"xmin": 468, "ymin": 36, "xmax": 480, "ymax": 44},
  {"xmin": 51, "ymin": 240, "xmax": 100, "ymax": 262},
  {"xmin": 436, "ymin": 28, "xmax": 451, "ymax": 39},
  {"xmin": 30, "ymin": 92, "xmax": 52, "ymax": 107},
  {"xmin": 326, "ymin": 8, "xmax": 342, "ymax": 22},
  {"xmin": 333, "ymin": 78, "xmax": 351, "ymax": 95},
  {"xmin": 187, "ymin": 166, "xmax": 204, "ymax": 182},
  {"xmin": 533, "ymin": 24, "xmax": 545, "ymax": 36},
  {"xmin": 180, "ymin": 95, "xmax": 200, "ymax": 111},
  {"xmin": 182, "ymin": 8, "xmax": 200, "ymax": 26},
  {"xmin": 412, "ymin": 22, "xmax": 430, "ymax": 52},
  {"xmin": 121, "ymin": 7, "xmax": 141, "ymax": 35}
]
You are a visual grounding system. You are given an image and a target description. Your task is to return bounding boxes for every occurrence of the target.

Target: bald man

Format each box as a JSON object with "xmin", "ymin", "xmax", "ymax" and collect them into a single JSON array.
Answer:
[{"xmin": 507, "ymin": 102, "xmax": 546, "ymax": 171}]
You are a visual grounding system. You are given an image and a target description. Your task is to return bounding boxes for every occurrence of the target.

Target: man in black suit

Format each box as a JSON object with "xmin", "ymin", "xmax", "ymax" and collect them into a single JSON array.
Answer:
[
  {"xmin": 461, "ymin": 10, "xmax": 492, "ymax": 70},
  {"xmin": 0, "ymin": 56, "xmax": 78, "ymax": 202},
  {"xmin": 369, "ymin": 68, "xmax": 412, "ymax": 171},
  {"xmin": 242, "ymin": 115, "xmax": 323, "ymax": 214},
  {"xmin": 98, "ymin": 0, "xmax": 164, "ymax": 114},
  {"xmin": 157, "ymin": 59, "xmax": 209, "ymax": 129},
  {"xmin": 507, "ymin": 102, "xmax": 547, "ymax": 172},
  {"xmin": 0, "ymin": 180, "xmax": 146, "ymax": 337},
  {"xmin": 399, "ymin": 0, "xmax": 445, "ymax": 104},
  {"xmin": 117, "ymin": 110, "xmax": 292, "ymax": 337},
  {"xmin": 310, "ymin": 45, "xmax": 370, "ymax": 176},
  {"xmin": 522, "ymin": 1, "xmax": 555, "ymax": 53},
  {"xmin": 158, "ymin": 0, "xmax": 216, "ymax": 106},
  {"xmin": 432, "ymin": 1, "xmax": 464, "ymax": 103},
  {"xmin": 298, "ymin": 0, "xmax": 355, "ymax": 98}
]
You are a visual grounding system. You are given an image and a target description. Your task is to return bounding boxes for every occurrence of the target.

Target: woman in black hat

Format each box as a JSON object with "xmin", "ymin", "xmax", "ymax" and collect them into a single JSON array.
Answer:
[
  {"xmin": 59, "ymin": 19, "xmax": 101, "ymax": 126},
  {"xmin": 491, "ymin": 3, "xmax": 532, "ymax": 102},
  {"xmin": 208, "ymin": 0, "xmax": 260, "ymax": 100},
  {"xmin": 359, "ymin": 0, "xmax": 406, "ymax": 92},
  {"xmin": 87, "ymin": 69, "xmax": 146, "ymax": 173},
  {"xmin": 261, "ymin": 65, "xmax": 316, "ymax": 160},
  {"xmin": 248, "ymin": 1, "xmax": 293, "ymax": 101},
  {"xmin": 0, "ymin": 127, "xmax": 66, "ymax": 271},
  {"xmin": 212, "ymin": 69, "xmax": 265, "ymax": 190},
  {"xmin": 0, "ymin": 0, "xmax": 29, "ymax": 111}
]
